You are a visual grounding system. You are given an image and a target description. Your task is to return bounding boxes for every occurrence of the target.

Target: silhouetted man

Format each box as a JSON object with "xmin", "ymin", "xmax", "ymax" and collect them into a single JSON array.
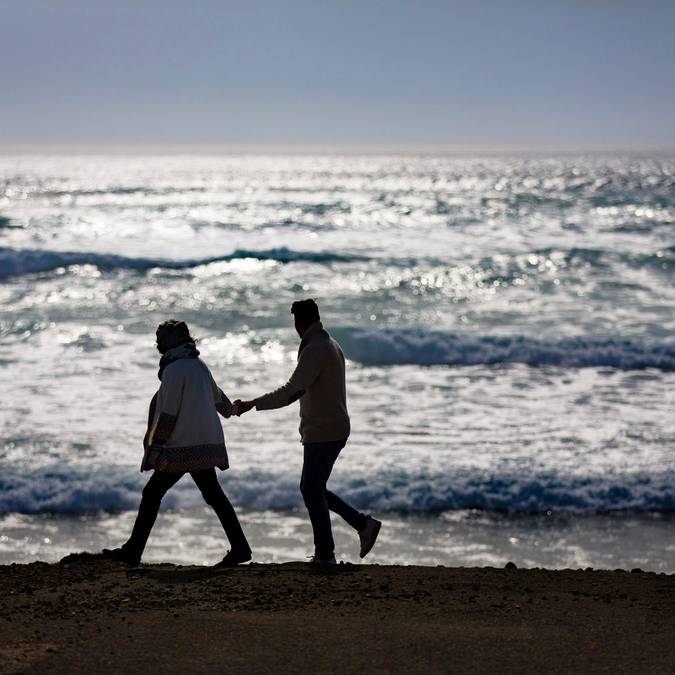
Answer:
[
  {"xmin": 103, "ymin": 320, "xmax": 251, "ymax": 567},
  {"xmin": 236, "ymin": 300, "xmax": 381, "ymax": 564}
]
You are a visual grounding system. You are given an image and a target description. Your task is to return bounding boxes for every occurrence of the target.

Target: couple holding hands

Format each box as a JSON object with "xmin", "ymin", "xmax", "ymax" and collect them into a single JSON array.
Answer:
[{"xmin": 103, "ymin": 299, "xmax": 381, "ymax": 567}]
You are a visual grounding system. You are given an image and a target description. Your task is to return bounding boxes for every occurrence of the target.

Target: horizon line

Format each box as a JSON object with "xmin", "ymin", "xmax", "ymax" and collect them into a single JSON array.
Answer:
[{"xmin": 1, "ymin": 142, "xmax": 674, "ymax": 156}]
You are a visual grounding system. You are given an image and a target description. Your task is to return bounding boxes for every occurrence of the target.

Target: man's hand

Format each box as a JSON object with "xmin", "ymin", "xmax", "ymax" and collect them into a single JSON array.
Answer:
[{"xmin": 233, "ymin": 399, "xmax": 255, "ymax": 416}]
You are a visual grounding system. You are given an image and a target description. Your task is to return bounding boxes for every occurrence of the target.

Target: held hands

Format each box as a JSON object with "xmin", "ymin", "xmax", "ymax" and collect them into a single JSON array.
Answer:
[{"xmin": 233, "ymin": 399, "xmax": 255, "ymax": 416}]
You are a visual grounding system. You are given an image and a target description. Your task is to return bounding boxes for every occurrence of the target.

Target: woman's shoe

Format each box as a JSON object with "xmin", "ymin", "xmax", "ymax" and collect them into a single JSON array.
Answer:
[
  {"xmin": 101, "ymin": 547, "xmax": 141, "ymax": 566},
  {"xmin": 215, "ymin": 549, "xmax": 252, "ymax": 567}
]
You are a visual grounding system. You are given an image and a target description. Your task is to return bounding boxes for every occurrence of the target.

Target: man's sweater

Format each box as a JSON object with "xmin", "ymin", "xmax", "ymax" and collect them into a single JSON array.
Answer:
[{"xmin": 254, "ymin": 322, "xmax": 350, "ymax": 443}]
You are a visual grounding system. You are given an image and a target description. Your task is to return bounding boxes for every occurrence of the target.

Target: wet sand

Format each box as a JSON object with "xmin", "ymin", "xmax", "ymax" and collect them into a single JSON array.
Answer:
[{"xmin": 0, "ymin": 555, "xmax": 673, "ymax": 674}]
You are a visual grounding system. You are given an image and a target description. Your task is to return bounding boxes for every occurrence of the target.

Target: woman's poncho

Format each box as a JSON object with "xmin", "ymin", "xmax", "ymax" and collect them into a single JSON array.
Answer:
[{"xmin": 142, "ymin": 355, "xmax": 233, "ymax": 473}]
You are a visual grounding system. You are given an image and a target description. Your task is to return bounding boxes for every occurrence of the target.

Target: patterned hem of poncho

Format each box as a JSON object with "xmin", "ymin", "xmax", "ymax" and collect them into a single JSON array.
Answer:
[{"xmin": 142, "ymin": 443, "xmax": 229, "ymax": 473}]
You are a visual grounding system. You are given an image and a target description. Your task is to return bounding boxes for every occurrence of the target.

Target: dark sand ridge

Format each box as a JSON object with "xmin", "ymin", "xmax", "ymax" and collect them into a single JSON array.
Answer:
[{"xmin": 0, "ymin": 555, "xmax": 673, "ymax": 674}]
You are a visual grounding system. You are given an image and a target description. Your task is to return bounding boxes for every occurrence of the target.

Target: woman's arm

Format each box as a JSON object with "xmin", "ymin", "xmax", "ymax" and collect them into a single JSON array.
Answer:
[
  {"xmin": 215, "ymin": 386, "xmax": 235, "ymax": 418},
  {"xmin": 143, "ymin": 392, "xmax": 158, "ymax": 450},
  {"xmin": 150, "ymin": 365, "xmax": 185, "ymax": 446}
]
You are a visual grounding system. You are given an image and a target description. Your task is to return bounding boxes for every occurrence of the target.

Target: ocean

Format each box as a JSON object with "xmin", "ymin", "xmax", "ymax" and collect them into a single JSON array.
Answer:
[{"xmin": 1, "ymin": 153, "xmax": 673, "ymax": 570}]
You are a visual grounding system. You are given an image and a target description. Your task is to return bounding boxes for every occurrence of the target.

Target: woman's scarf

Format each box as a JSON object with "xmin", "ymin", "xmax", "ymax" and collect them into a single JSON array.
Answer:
[{"xmin": 158, "ymin": 342, "xmax": 200, "ymax": 380}]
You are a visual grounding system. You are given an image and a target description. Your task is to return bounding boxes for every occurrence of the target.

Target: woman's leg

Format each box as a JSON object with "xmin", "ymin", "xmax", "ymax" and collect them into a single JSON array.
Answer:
[
  {"xmin": 191, "ymin": 469, "xmax": 251, "ymax": 554},
  {"xmin": 123, "ymin": 471, "xmax": 183, "ymax": 561}
]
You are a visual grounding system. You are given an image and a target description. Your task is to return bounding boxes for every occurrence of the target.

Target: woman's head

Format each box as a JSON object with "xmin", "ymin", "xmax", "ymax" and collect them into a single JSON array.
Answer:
[{"xmin": 155, "ymin": 319, "xmax": 196, "ymax": 354}]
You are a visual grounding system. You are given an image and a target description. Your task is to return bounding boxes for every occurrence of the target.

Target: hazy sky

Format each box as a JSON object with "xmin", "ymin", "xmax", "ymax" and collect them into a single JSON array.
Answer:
[{"xmin": 2, "ymin": 0, "xmax": 675, "ymax": 149}]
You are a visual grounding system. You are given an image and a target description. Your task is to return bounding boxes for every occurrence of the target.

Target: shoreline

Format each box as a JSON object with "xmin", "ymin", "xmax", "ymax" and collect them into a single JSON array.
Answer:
[
  {"xmin": 2, "ymin": 509, "xmax": 674, "ymax": 572},
  {"xmin": 1, "ymin": 556, "xmax": 673, "ymax": 674}
]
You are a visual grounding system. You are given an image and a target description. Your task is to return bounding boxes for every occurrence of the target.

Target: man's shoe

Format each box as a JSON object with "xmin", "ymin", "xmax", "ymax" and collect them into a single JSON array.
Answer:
[
  {"xmin": 359, "ymin": 516, "xmax": 382, "ymax": 559},
  {"xmin": 215, "ymin": 549, "xmax": 252, "ymax": 567},
  {"xmin": 101, "ymin": 547, "xmax": 140, "ymax": 566},
  {"xmin": 309, "ymin": 553, "xmax": 337, "ymax": 565}
]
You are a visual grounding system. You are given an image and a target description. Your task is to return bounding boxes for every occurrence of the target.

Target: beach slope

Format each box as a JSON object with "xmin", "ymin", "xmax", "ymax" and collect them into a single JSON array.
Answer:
[{"xmin": 0, "ymin": 557, "xmax": 673, "ymax": 674}]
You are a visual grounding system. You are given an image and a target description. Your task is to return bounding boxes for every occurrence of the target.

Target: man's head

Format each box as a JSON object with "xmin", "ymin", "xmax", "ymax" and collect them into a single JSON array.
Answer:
[
  {"xmin": 155, "ymin": 319, "xmax": 196, "ymax": 354},
  {"xmin": 291, "ymin": 299, "xmax": 320, "ymax": 337}
]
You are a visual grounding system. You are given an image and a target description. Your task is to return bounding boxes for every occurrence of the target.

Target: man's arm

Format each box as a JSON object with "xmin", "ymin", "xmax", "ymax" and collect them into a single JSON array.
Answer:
[{"xmin": 237, "ymin": 346, "xmax": 323, "ymax": 414}]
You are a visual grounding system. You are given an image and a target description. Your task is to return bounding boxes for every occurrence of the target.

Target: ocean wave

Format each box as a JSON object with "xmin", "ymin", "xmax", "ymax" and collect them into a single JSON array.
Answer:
[
  {"xmin": 337, "ymin": 328, "xmax": 675, "ymax": 371},
  {"xmin": 2, "ymin": 242, "xmax": 672, "ymax": 281},
  {"xmin": 0, "ymin": 246, "xmax": 365, "ymax": 279},
  {"xmin": 476, "ymin": 247, "xmax": 675, "ymax": 284},
  {"xmin": 0, "ymin": 469, "xmax": 145, "ymax": 514},
  {"xmin": 300, "ymin": 201, "xmax": 351, "ymax": 216},
  {"xmin": 1, "ymin": 466, "xmax": 673, "ymax": 515},
  {"xmin": 34, "ymin": 186, "xmax": 207, "ymax": 198}
]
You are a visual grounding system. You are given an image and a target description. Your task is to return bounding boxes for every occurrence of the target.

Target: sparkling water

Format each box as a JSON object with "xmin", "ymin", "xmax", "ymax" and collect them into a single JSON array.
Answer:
[{"xmin": 1, "ymin": 153, "xmax": 673, "ymax": 569}]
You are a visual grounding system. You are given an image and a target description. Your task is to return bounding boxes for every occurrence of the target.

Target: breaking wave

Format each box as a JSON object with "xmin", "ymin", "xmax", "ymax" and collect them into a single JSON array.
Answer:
[
  {"xmin": 338, "ymin": 328, "xmax": 675, "ymax": 371},
  {"xmin": 1, "ymin": 466, "xmax": 673, "ymax": 515},
  {"xmin": 0, "ymin": 246, "xmax": 365, "ymax": 279}
]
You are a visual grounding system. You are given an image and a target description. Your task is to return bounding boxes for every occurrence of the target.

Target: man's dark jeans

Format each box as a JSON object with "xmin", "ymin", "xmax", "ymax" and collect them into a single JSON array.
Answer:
[
  {"xmin": 122, "ymin": 468, "xmax": 250, "ymax": 560},
  {"xmin": 300, "ymin": 440, "xmax": 367, "ymax": 559}
]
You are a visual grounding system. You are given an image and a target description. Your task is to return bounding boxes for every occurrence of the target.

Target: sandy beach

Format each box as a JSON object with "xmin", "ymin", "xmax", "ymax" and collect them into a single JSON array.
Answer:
[{"xmin": 0, "ymin": 556, "xmax": 673, "ymax": 674}]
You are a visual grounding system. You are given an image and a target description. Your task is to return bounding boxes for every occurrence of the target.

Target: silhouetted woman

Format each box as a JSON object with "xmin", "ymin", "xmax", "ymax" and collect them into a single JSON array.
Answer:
[{"xmin": 103, "ymin": 320, "xmax": 251, "ymax": 566}]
